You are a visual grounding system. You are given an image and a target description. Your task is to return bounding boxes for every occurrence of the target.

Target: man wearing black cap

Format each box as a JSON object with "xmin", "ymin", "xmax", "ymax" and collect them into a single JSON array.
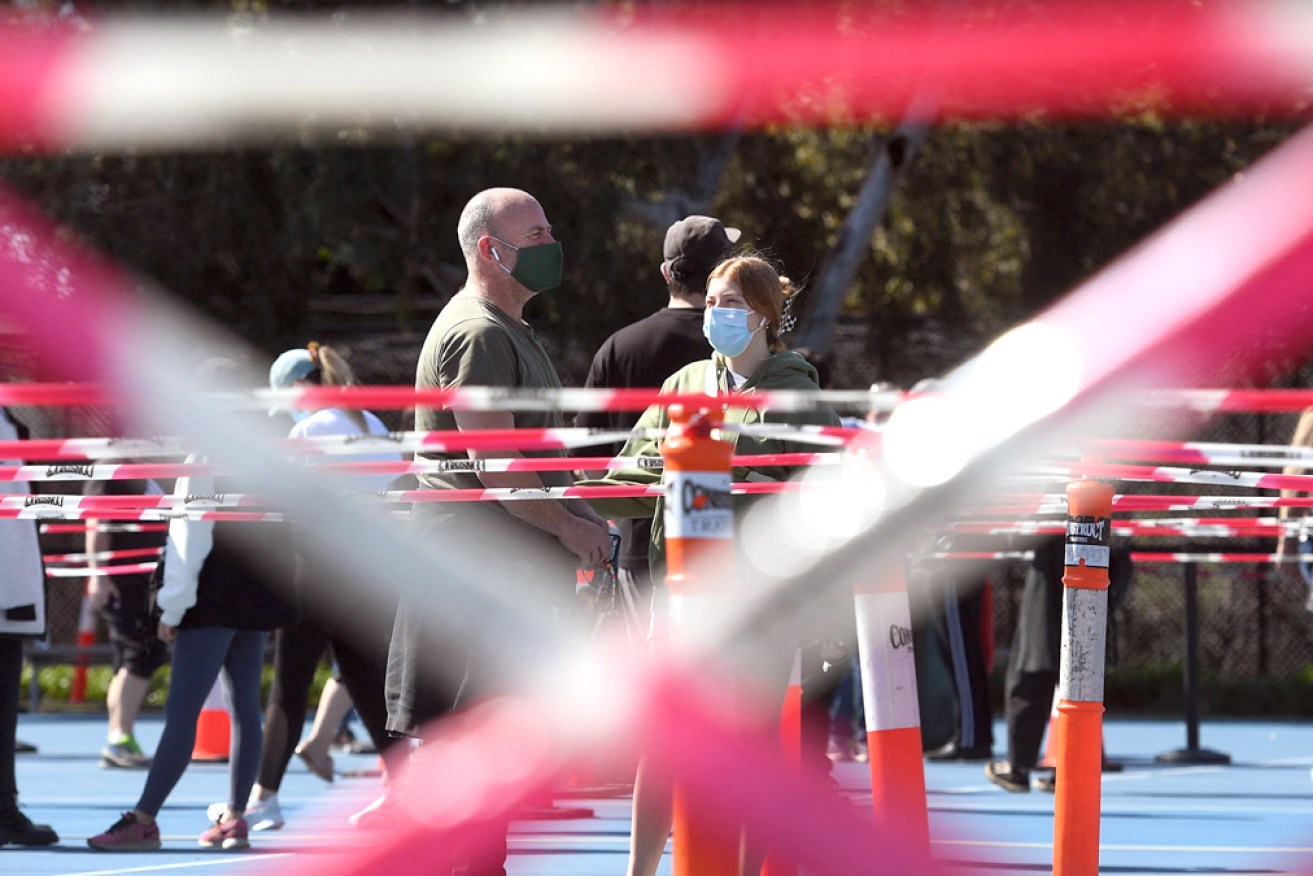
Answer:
[{"xmin": 575, "ymin": 215, "xmax": 740, "ymax": 626}]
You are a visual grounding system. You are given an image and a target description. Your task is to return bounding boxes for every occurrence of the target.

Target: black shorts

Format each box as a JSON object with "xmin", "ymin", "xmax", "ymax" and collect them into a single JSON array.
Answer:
[{"xmin": 99, "ymin": 575, "xmax": 169, "ymax": 678}]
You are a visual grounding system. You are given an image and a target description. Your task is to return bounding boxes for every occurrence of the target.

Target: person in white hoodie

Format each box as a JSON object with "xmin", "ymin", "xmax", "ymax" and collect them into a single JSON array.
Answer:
[
  {"xmin": 88, "ymin": 359, "xmax": 299, "ymax": 852},
  {"xmin": 226, "ymin": 342, "xmax": 405, "ymax": 832},
  {"xmin": 0, "ymin": 407, "xmax": 58, "ymax": 849}
]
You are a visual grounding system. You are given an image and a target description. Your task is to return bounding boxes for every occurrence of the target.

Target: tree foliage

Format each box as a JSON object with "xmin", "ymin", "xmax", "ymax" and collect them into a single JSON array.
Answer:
[{"xmin": 0, "ymin": 4, "xmax": 1300, "ymax": 389}]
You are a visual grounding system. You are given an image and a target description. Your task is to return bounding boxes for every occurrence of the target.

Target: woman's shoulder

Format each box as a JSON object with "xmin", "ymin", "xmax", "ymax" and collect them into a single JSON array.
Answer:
[
  {"xmin": 289, "ymin": 408, "xmax": 354, "ymax": 437},
  {"xmin": 664, "ymin": 358, "xmax": 713, "ymax": 387}
]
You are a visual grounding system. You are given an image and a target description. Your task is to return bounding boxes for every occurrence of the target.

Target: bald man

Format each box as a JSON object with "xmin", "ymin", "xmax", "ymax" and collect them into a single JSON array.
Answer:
[{"xmin": 384, "ymin": 188, "xmax": 611, "ymax": 875}]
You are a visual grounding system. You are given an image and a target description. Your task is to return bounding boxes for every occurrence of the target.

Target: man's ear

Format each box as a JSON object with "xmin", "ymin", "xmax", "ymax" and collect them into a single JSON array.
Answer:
[{"xmin": 659, "ymin": 261, "xmax": 670, "ymax": 284}]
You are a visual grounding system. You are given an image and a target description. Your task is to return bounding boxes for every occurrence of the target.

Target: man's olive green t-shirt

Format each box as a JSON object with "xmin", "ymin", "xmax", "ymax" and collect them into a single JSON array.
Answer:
[{"xmin": 414, "ymin": 294, "xmax": 569, "ymax": 492}]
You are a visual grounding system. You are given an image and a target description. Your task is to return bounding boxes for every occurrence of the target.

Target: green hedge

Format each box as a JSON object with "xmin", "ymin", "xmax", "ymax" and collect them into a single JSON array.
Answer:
[
  {"xmin": 21, "ymin": 663, "xmax": 334, "ymax": 711},
  {"xmin": 27, "ymin": 660, "xmax": 1313, "ymax": 718}
]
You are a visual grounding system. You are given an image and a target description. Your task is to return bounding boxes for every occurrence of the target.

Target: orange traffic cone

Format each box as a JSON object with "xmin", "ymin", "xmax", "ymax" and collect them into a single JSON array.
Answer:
[
  {"xmin": 71, "ymin": 575, "xmax": 98, "ymax": 704},
  {"xmin": 192, "ymin": 677, "xmax": 230, "ymax": 762},
  {"xmin": 1040, "ymin": 688, "xmax": 1061, "ymax": 769}
]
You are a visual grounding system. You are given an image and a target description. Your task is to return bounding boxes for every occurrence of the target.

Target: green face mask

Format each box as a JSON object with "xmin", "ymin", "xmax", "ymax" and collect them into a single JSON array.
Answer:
[{"xmin": 491, "ymin": 238, "xmax": 564, "ymax": 293}]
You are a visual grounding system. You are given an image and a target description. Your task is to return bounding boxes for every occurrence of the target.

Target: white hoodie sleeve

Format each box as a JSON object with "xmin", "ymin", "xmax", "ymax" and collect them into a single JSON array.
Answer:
[{"xmin": 155, "ymin": 461, "xmax": 215, "ymax": 627}]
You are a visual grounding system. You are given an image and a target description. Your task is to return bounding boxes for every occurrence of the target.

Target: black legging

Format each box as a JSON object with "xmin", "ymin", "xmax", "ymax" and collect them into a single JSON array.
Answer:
[
  {"xmin": 258, "ymin": 613, "xmax": 401, "ymax": 791},
  {"xmin": 0, "ymin": 637, "xmax": 21, "ymax": 801}
]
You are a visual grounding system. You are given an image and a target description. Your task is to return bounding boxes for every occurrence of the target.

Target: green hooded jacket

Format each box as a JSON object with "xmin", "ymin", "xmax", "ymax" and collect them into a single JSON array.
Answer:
[{"xmin": 580, "ymin": 350, "xmax": 842, "ymax": 577}]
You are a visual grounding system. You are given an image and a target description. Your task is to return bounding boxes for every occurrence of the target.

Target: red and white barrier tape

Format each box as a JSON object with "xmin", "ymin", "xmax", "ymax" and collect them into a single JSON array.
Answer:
[
  {"xmin": 928, "ymin": 551, "xmax": 1298, "ymax": 565},
  {"xmin": 1033, "ymin": 460, "xmax": 1313, "ymax": 492},
  {"xmin": 46, "ymin": 561, "xmax": 156, "ymax": 578},
  {"xmin": 1131, "ymin": 552, "xmax": 1295, "ymax": 564},
  {"xmin": 2, "ymin": 3, "xmax": 1313, "ymax": 152},
  {"xmin": 38, "ymin": 522, "xmax": 166, "ymax": 534},
  {"xmin": 24, "ymin": 508, "xmax": 289, "ymax": 523},
  {"xmin": 1139, "ymin": 388, "xmax": 1313, "ymax": 414},
  {"xmin": 1080, "ymin": 438, "xmax": 1313, "ymax": 468},
  {"xmin": 946, "ymin": 520, "xmax": 1291, "ymax": 539},
  {"xmin": 976, "ymin": 494, "xmax": 1313, "ymax": 515},
  {"xmin": 44, "ymin": 545, "xmax": 161, "ymax": 564},
  {"xmin": 0, "ymin": 481, "xmax": 799, "ymax": 521},
  {"xmin": 0, "ymin": 425, "xmax": 859, "ymax": 461},
  {"xmin": 13, "ymin": 380, "xmax": 1313, "ymax": 416},
  {"xmin": 0, "ymin": 450, "xmax": 842, "ymax": 482}
]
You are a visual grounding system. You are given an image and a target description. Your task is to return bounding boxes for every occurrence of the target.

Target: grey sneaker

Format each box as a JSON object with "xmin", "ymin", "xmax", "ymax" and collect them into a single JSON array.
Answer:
[{"xmin": 101, "ymin": 735, "xmax": 151, "ymax": 769}]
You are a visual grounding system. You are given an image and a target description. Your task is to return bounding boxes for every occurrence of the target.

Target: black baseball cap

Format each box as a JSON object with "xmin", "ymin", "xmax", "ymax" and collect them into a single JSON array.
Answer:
[{"xmin": 663, "ymin": 216, "xmax": 742, "ymax": 285}]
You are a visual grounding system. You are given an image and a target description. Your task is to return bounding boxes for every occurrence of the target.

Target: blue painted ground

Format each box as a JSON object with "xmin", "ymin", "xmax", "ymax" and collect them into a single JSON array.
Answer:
[{"xmin": 5, "ymin": 713, "xmax": 1313, "ymax": 874}]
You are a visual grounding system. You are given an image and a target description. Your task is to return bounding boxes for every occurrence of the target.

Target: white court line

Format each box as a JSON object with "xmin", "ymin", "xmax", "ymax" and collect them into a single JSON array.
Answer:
[
  {"xmin": 936, "ymin": 839, "xmax": 1313, "ymax": 854},
  {"xmin": 53, "ymin": 854, "xmax": 294, "ymax": 876}
]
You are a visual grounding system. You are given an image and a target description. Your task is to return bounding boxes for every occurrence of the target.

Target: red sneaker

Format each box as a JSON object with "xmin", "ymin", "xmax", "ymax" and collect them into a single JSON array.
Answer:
[
  {"xmin": 88, "ymin": 812, "xmax": 161, "ymax": 851},
  {"xmin": 198, "ymin": 816, "xmax": 249, "ymax": 850}
]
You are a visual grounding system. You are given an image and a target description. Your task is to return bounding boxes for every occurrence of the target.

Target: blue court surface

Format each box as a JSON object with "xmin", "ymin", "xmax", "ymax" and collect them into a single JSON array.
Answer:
[{"xmin": 6, "ymin": 713, "xmax": 1313, "ymax": 874}]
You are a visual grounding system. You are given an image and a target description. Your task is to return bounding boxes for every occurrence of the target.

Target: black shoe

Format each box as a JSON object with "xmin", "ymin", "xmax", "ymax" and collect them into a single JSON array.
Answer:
[
  {"xmin": 0, "ymin": 801, "xmax": 58, "ymax": 847},
  {"xmin": 984, "ymin": 760, "xmax": 1030, "ymax": 793},
  {"xmin": 926, "ymin": 742, "xmax": 993, "ymax": 762},
  {"xmin": 1034, "ymin": 770, "xmax": 1056, "ymax": 793},
  {"xmin": 14, "ymin": 739, "xmax": 36, "ymax": 754}
]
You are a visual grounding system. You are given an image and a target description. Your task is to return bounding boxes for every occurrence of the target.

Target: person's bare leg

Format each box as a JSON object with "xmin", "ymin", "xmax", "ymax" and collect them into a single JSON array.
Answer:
[
  {"xmin": 302, "ymin": 678, "xmax": 353, "ymax": 754},
  {"xmin": 626, "ymin": 758, "xmax": 673, "ymax": 876},
  {"xmin": 108, "ymin": 670, "xmax": 150, "ymax": 739}
]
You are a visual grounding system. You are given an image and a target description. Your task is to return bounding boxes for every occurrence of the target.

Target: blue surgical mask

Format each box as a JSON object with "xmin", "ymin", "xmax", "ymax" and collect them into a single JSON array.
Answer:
[{"xmin": 703, "ymin": 306, "xmax": 762, "ymax": 358}]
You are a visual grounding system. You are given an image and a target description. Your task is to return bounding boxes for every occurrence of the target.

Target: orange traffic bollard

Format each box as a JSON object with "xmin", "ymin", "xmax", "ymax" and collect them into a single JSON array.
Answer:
[
  {"xmin": 854, "ymin": 561, "xmax": 929, "ymax": 853},
  {"xmin": 192, "ymin": 676, "xmax": 231, "ymax": 763},
  {"xmin": 662, "ymin": 404, "xmax": 737, "ymax": 876},
  {"xmin": 70, "ymin": 578, "xmax": 97, "ymax": 704},
  {"xmin": 762, "ymin": 648, "xmax": 803, "ymax": 876},
  {"xmin": 1053, "ymin": 476, "xmax": 1115, "ymax": 876},
  {"xmin": 1040, "ymin": 688, "xmax": 1061, "ymax": 769}
]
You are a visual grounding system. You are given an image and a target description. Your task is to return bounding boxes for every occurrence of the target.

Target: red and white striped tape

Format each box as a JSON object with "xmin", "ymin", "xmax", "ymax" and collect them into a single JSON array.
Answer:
[
  {"xmin": 1080, "ymin": 438, "xmax": 1313, "ymax": 468},
  {"xmin": 12, "ymin": 380, "xmax": 1313, "ymax": 417},
  {"xmin": 0, "ymin": 424, "xmax": 859, "ymax": 461},
  {"xmin": 39, "ymin": 522, "xmax": 166, "ymax": 534},
  {"xmin": 1033, "ymin": 460, "xmax": 1313, "ymax": 492},
  {"xmin": 46, "ymin": 561, "xmax": 156, "ymax": 578},
  {"xmin": 0, "ymin": 451, "xmax": 841, "ymax": 482},
  {"xmin": 0, "ymin": 381, "xmax": 896, "ymax": 413},
  {"xmin": 975, "ymin": 494, "xmax": 1313, "ymax": 515},
  {"xmin": 2, "ymin": 3, "xmax": 1313, "ymax": 152},
  {"xmin": 44, "ymin": 546, "xmax": 162, "ymax": 564},
  {"xmin": 928, "ymin": 551, "xmax": 1300, "ymax": 565},
  {"xmin": 0, "ymin": 481, "xmax": 800, "ymax": 521},
  {"xmin": 946, "ymin": 519, "xmax": 1292, "ymax": 539}
]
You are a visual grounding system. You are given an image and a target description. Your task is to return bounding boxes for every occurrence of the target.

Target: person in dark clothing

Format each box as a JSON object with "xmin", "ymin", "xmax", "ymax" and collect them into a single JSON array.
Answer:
[
  {"xmin": 85, "ymin": 466, "xmax": 171, "ymax": 769},
  {"xmin": 0, "ymin": 407, "xmax": 59, "ymax": 849},
  {"xmin": 575, "ymin": 214, "xmax": 739, "ymax": 632},
  {"xmin": 985, "ymin": 535, "xmax": 1133, "ymax": 792},
  {"xmin": 920, "ymin": 537, "xmax": 996, "ymax": 762},
  {"xmin": 88, "ymin": 359, "xmax": 301, "ymax": 851}
]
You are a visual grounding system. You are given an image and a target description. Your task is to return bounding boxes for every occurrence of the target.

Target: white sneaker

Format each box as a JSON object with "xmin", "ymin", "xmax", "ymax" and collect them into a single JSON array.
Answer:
[{"xmin": 206, "ymin": 794, "xmax": 284, "ymax": 832}]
